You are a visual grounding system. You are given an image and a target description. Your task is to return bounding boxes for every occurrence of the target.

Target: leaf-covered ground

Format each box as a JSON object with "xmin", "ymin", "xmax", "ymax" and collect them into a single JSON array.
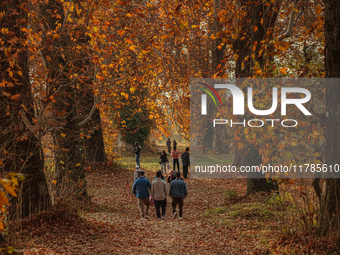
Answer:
[{"xmin": 8, "ymin": 161, "xmax": 339, "ymax": 254}]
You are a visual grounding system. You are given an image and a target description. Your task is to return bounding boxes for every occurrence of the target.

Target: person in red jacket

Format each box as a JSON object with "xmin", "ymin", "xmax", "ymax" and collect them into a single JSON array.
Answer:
[{"xmin": 171, "ymin": 146, "xmax": 181, "ymax": 173}]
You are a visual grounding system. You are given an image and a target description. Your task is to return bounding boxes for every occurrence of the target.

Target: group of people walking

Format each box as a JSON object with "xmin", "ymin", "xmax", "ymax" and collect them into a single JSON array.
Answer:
[
  {"xmin": 131, "ymin": 138, "xmax": 190, "ymax": 219},
  {"xmin": 163, "ymin": 138, "xmax": 191, "ymax": 179},
  {"xmin": 132, "ymin": 170, "xmax": 188, "ymax": 220},
  {"xmin": 132, "ymin": 138, "xmax": 190, "ymax": 179}
]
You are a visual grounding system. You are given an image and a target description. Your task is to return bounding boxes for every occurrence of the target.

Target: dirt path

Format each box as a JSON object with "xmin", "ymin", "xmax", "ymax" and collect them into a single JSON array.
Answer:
[
  {"xmin": 81, "ymin": 164, "xmax": 265, "ymax": 254},
  {"xmin": 18, "ymin": 163, "xmax": 273, "ymax": 254}
]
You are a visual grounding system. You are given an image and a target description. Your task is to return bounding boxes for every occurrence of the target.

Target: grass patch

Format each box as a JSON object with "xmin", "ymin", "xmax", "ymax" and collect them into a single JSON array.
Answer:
[
  {"xmin": 230, "ymin": 203, "xmax": 273, "ymax": 219},
  {"xmin": 118, "ymin": 145, "xmax": 189, "ymax": 172},
  {"xmin": 205, "ymin": 207, "xmax": 229, "ymax": 216},
  {"xmin": 193, "ymin": 153, "xmax": 233, "ymax": 166},
  {"xmin": 205, "ymin": 202, "xmax": 273, "ymax": 220},
  {"xmin": 225, "ymin": 189, "xmax": 237, "ymax": 199}
]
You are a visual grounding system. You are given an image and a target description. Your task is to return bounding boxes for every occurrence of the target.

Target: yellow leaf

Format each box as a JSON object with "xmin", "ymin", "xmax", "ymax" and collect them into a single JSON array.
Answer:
[
  {"xmin": 76, "ymin": 163, "xmax": 81, "ymax": 167},
  {"xmin": 0, "ymin": 222, "xmax": 4, "ymax": 230},
  {"xmin": 60, "ymin": 160, "xmax": 64, "ymax": 164},
  {"xmin": 2, "ymin": 182, "xmax": 17, "ymax": 197},
  {"xmin": 60, "ymin": 133, "xmax": 66, "ymax": 138},
  {"xmin": 280, "ymin": 67, "xmax": 287, "ymax": 74},
  {"xmin": 0, "ymin": 191, "xmax": 9, "ymax": 206},
  {"xmin": 52, "ymin": 180, "xmax": 57, "ymax": 184}
]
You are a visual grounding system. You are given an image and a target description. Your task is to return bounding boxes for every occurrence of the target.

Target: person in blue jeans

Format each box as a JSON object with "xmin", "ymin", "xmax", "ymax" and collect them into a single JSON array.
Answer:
[
  {"xmin": 151, "ymin": 171, "xmax": 168, "ymax": 220},
  {"xmin": 132, "ymin": 171, "xmax": 151, "ymax": 219},
  {"xmin": 160, "ymin": 150, "xmax": 169, "ymax": 174},
  {"xmin": 132, "ymin": 142, "xmax": 141, "ymax": 168},
  {"xmin": 169, "ymin": 172, "xmax": 188, "ymax": 220}
]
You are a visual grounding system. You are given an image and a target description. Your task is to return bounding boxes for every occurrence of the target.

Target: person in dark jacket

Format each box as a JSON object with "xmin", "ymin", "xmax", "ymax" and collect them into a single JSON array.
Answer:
[
  {"xmin": 132, "ymin": 171, "xmax": 151, "ymax": 219},
  {"xmin": 168, "ymin": 170, "xmax": 175, "ymax": 184},
  {"xmin": 169, "ymin": 172, "xmax": 188, "ymax": 220},
  {"xmin": 181, "ymin": 147, "xmax": 190, "ymax": 179},
  {"xmin": 166, "ymin": 138, "xmax": 171, "ymax": 154},
  {"xmin": 160, "ymin": 150, "xmax": 169, "ymax": 174},
  {"xmin": 132, "ymin": 142, "xmax": 141, "ymax": 168},
  {"xmin": 173, "ymin": 140, "xmax": 177, "ymax": 149}
]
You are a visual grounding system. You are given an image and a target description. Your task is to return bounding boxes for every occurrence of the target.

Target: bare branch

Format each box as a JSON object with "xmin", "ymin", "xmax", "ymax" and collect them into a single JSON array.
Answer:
[
  {"xmin": 20, "ymin": 108, "xmax": 35, "ymax": 133},
  {"xmin": 77, "ymin": 69, "xmax": 124, "ymax": 128},
  {"xmin": 78, "ymin": 93, "xmax": 99, "ymax": 128},
  {"xmin": 47, "ymin": 126, "xmax": 64, "ymax": 133},
  {"xmin": 276, "ymin": 0, "xmax": 301, "ymax": 41},
  {"xmin": 153, "ymin": 48, "xmax": 163, "ymax": 58}
]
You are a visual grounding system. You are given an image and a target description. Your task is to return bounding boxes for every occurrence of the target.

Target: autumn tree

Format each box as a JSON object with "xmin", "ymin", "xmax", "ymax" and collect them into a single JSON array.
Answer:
[
  {"xmin": 0, "ymin": 0, "xmax": 50, "ymax": 217},
  {"xmin": 36, "ymin": 0, "xmax": 99, "ymax": 198},
  {"xmin": 316, "ymin": 0, "xmax": 340, "ymax": 236}
]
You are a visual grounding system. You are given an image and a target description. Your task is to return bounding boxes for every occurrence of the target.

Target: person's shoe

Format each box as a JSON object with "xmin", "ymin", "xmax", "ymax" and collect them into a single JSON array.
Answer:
[
  {"xmin": 145, "ymin": 215, "xmax": 149, "ymax": 219},
  {"xmin": 173, "ymin": 211, "xmax": 178, "ymax": 220},
  {"xmin": 141, "ymin": 217, "xmax": 144, "ymax": 220},
  {"xmin": 162, "ymin": 216, "xmax": 166, "ymax": 220},
  {"xmin": 157, "ymin": 217, "xmax": 161, "ymax": 220},
  {"xmin": 179, "ymin": 217, "xmax": 182, "ymax": 220}
]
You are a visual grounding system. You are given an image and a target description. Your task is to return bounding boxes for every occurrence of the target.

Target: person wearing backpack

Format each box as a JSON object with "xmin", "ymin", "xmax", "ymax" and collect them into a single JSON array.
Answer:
[
  {"xmin": 151, "ymin": 171, "xmax": 168, "ymax": 220},
  {"xmin": 132, "ymin": 171, "xmax": 151, "ymax": 219},
  {"xmin": 169, "ymin": 172, "xmax": 188, "ymax": 220},
  {"xmin": 171, "ymin": 146, "xmax": 181, "ymax": 173},
  {"xmin": 181, "ymin": 147, "xmax": 190, "ymax": 179},
  {"xmin": 132, "ymin": 142, "xmax": 141, "ymax": 168}
]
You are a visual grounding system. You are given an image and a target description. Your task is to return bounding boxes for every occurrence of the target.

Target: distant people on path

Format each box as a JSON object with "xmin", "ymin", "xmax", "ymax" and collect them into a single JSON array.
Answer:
[
  {"xmin": 166, "ymin": 138, "xmax": 171, "ymax": 154},
  {"xmin": 151, "ymin": 171, "xmax": 168, "ymax": 220},
  {"xmin": 173, "ymin": 140, "xmax": 177, "ymax": 149},
  {"xmin": 160, "ymin": 150, "xmax": 169, "ymax": 174},
  {"xmin": 132, "ymin": 142, "xmax": 141, "ymax": 168},
  {"xmin": 169, "ymin": 172, "xmax": 188, "ymax": 220},
  {"xmin": 154, "ymin": 170, "xmax": 165, "ymax": 181},
  {"xmin": 171, "ymin": 146, "xmax": 181, "ymax": 173},
  {"xmin": 181, "ymin": 147, "xmax": 190, "ymax": 179},
  {"xmin": 134, "ymin": 165, "xmax": 141, "ymax": 181},
  {"xmin": 132, "ymin": 171, "xmax": 151, "ymax": 219}
]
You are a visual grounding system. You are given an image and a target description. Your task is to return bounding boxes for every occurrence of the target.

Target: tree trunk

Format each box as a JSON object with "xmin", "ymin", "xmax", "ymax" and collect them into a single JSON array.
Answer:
[
  {"xmin": 0, "ymin": 0, "xmax": 50, "ymax": 218},
  {"xmin": 231, "ymin": 0, "xmax": 281, "ymax": 194},
  {"xmin": 40, "ymin": 0, "xmax": 88, "ymax": 199},
  {"xmin": 317, "ymin": 0, "xmax": 340, "ymax": 235},
  {"xmin": 83, "ymin": 108, "xmax": 106, "ymax": 162},
  {"xmin": 80, "ymin": 90, "xmax": 106, "ymax": 162}
]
